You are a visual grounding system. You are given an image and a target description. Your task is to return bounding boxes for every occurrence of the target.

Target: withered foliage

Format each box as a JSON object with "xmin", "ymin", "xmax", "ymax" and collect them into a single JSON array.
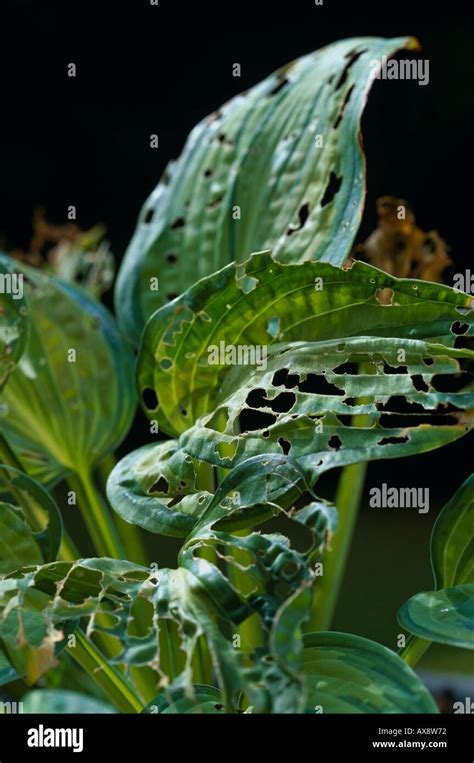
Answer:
[{"xmin": 349, "ymin": 196, "xmax": 452, "ymax": 282}]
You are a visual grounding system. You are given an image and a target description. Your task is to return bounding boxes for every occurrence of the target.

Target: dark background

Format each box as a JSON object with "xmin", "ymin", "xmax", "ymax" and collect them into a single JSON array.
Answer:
[{"xmin": 0, "ymin": 0, "xmax": 472, "ymax": 659}]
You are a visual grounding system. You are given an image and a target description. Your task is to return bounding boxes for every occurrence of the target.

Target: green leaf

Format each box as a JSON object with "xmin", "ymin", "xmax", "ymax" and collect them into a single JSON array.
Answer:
[
  {"xmin": 0, "ymin": 503, "xmax": 43, "ymax": 574},
  {"xmin": 115, "ymin": 36, "xmax": 418, "ymax": 345},
  {"xmin": 302, "ymin": 632, "xmax": 438, "ymax": 713},
  {"xmin": 0, "ymin": 465, "xmax": 63, "ymax": 566},
  {"xmin": 430, "ymin": 473, "xmax": 474, "ymax": 588},
  {"xmin": 137, "ymin": 253, "xmax": 474, "ymax": 437},
  {"xmin": 142, "ymin": 684, "xmax": 223, "ymax": 714},
  {"xmin": 0, "ymin": 254, "xmax": 136, "ymax": 485},
  {"xmin": 398, "ymin": 477, "xmax": 474, "ymax": 649},
  {"xmin": 106, "ymin": 441, "xmax": 213, "ymax": 538},
  {"xmin": 19, "ymin": 688, "xmax": 116, "ymax": 714},
  {"xmin": 398, "ymin": 585, "xmax": 474, "ymax": 649},
  {"xmin": 0, "ymin": 256, "xmax": 28, "ymax": 388},
  {"xmin": 176, "ymin": 337, "xmax": 474, "ymax": 482},
  {"xmin": 2, "ymin": 457, "xmax": 336, "ymax": 711}
]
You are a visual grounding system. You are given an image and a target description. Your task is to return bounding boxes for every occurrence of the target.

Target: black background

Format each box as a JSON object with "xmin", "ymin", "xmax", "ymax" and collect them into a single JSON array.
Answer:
[{"xmin": 0, "ymin": 0, "xmax": 472, "ymax": 502}]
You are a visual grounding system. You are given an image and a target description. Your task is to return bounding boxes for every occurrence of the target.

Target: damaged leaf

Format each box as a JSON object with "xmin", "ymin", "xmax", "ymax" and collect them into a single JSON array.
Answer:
[{"xmin": 115, "ymin": 37, "xmax": 418, "ymax": 345}]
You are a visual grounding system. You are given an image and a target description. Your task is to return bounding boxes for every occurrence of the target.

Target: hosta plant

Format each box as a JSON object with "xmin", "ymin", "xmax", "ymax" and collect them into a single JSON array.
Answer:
[{"xmin": 0, "ymin": 36, "xmax": 472, "ymax": 715}]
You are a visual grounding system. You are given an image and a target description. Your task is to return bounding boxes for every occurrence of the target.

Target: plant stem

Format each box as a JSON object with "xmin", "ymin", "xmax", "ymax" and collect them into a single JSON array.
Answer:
[
  {"xmin": 399, "ymin": 635, "xmax": 432, "ymax": 668},
  {"xmin": 306, "ymin": 458, "xmax": 367, "ymax": 632},
  {"xmin": 68, "ymin": 630, "xmax": 143, "ymax": 713},
  {"xmin": 96, "ymin": 455, "xmax": 149, "ymax": 565},
  {"xmin": 96, "ymin": 452, "xmax": 117, "ymax": 490},
  {"xmin": 67, "ymin": 469, "xmax": 125, "ymax": 558}
]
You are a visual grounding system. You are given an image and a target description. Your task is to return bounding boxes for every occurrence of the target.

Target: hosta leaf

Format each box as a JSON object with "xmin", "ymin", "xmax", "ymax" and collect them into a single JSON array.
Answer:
[
  {"xmin": 0, "ymin": 254, "xmax": 136, "ymax": 485},
  {"xmin": 137, "ymin": 253, "xmax": 473, "ymax": 437},
  {"xmin": 116, "ymin": 36, "xmax": 417, "ymax": 345},
  {"xmin": 142, "ymin": 684, "xmax": 223, "ymax": 714},
  {"xmin": 106, "ymin": 441, "xmax": 213, "ymax": 538},
  {"xmin": 0, "ymin": 256, "xmax": 28, "ymax": 388},
  {"xmin": 16, "ymin": 689, "xmax": 116, "ymax": 714},
  {"xmin": 3, "ymin": 457, "xmax": 335, "ymax": 711},
  {"xmin": 398, "ymin": 585, "xmax": 474, "ymax": 649},
  {"xmin": 0, "ymin": 503, "xmax": 43, "ymax": 574},
  {"xmin": 430, "ymin": 473, "xmax": 474, "ymax": 588},
  {"xmin": 0, "ymin": 465, "xmax": 63, "ymax": 568},
  {"xmin": 177, "ymin": 337, "xmax": 474, "ymax": 482},
  {"xmin": 302, "ymin": 632, "xmax": 438, "ymax": 713},
  {"xmin": 398, "ymin": 478, "xmax": 474, "ymax": 649}
]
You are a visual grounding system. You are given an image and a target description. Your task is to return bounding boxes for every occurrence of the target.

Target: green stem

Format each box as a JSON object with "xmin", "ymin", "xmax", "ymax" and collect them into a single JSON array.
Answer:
[
  {"xmin": 67, "ymin": 469, "xmax": 125, "ymax": 558},
  {"xmin": 68, "ymin": 630, "xmax": 143, "ymax": 713},
  {"xmin": 96, "ymin": 452, "xmax": 117, "ymax": 490},
  {"xmin": 399, "ymin": 635, "xmax": 432, "ymax": 668},
  {"xmin": 306, "ymin": 458, "xmax": 367, "ymax": 632},
  {"xmin": 96, "ymin": 455, "xmax": 149, "ymax": 565}
]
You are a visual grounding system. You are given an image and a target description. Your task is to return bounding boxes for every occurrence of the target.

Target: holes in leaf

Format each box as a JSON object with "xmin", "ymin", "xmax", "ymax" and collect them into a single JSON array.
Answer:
[
  {"xmin": 333, "ymin": 84, "xmax": 354, "ymax": 129},
  {"xmin": 214, "ymin": 704, "xmax": 224, "ymax": 711},
  {"xmin": 377, "ymin": 435, "xmax": 409, "ymax": 446},
  {"xmin": 144, "ymin": 208, "xmax": 154, "ymax": 224},
  {"xmin": 287, "ymin": 202, "xmax": 310, "ymax": 236},
  {"xmin": 430, "ymin": 375, "xmax": 466, "ymax": 393},
  {"xmin": 411, "ymin": 375, "xmax": 429, "ymax": 393},
  {"xmin": 170, "ymin": 217, "xmax": 185, "ymax": 230},
  {"xmin": 281, "ymin": 561, "xmax": 299, "ymax": 579},
  {"xmin": 238, "ymin": 409, "xmax": 276, "ymax": 432},
  {"xmin": 328, "ymin": 435, "xmax": 342, "ymax": 450},
  {"xmin": 149, "ymin": 477, "xmax": 169, "ymax": 494},
  {"xmin": 334, "ymin": 49, "xmax": 367, "ymax": 90},
  {"xmin": 321, "ymin": 172, "xmax": 342, "ymax": 208},
  {"xmin": 269, "ymin": 77, "xmax": 289, "ymax": 96},
  {"xmin": 375, "ymin": 288, "xmax": 394, "ymax": 306},
  {"xmin": 278, "ymin": 437, "xmax": 291, "ymax": 455},
  {"xmin": 142, "ymin": 387, "xmax": 159, "ymax": 409},
  {"xmin": 180, "ymin": 407, "xmax": 188, "ymax": 417},
  {"xmin": 333, "ymin": 362, "xmax": 358, "ymax": 375},
  {"xmin": 298, "ymin": 373, "xmax": 344, "ymax": 396},
  {"xmin": 204, "ymin": 168, "xmax": 213, "ymax": 178},
  {"xmin": 166, "ymin": 293, "xmax": 178, "ymax": 301},
  {"xmin": 166, "ymin": 253, "xmax": 177, "ymax": 264},
  {"xmin": 245, "ymin": 388, "xmax": 296, "ymax": 413},
  {"xmin": 423, "ymin": 357, "xmax": 434, "ymax": 366},
  {"xmin": 451, "ymin": 321, "xmax": 469, "ymax": 335},
  {"xmin": 272, "ymin": 368, "xmax": 299, "ymax": 389},
  {"xmin": 160, "ymin": 358, "xmax": 173, "ymax": 370}
]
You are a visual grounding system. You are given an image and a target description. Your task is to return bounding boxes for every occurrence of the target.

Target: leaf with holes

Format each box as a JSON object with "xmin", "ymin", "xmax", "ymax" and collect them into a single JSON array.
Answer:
[
  {"xmin": 137, "ymin": 252, "xmax": 473, "ymax": 435},
  {"xmin": 0, "ymin": 254, "xmax": 136, "ymax": 485},
  {"xmin": 2, "ymin": 457, "xmax": 336, "ymax": 711},
  {"xmin": 115, "ymin": 36, "xmax": 418, "ymax": 345},
  {"xmin": 301, "ymin": 632, "xmax": 438, "ymax": 713}
]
